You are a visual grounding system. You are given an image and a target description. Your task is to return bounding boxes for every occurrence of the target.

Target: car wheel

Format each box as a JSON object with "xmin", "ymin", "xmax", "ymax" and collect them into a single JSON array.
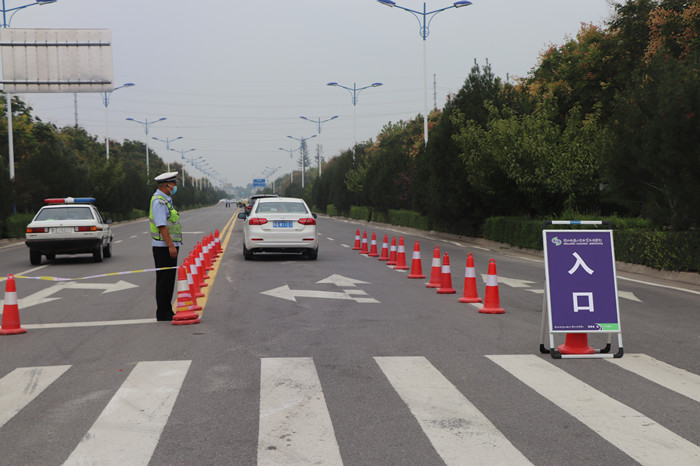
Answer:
[
  {"xmin": 30, "ymin": 250, "xmax": 42, "ymax": 265},
  {"xmin": 307, "ymin": 248, "xmax": 318, "ymax": 260},
  {"xmin": 46, "ymin": 253, "xmax": 55, "ymax": 261},
  {"xmin": 103, "ymin": 241, "xmax": 112, "ymax": 258},
  {"xmin": 93, "ymin": 244, "xmax": 104, "ymax": 262},
  {"xmin": 243, "ymin": 245, "xmax": 253, "ymax": 261}
]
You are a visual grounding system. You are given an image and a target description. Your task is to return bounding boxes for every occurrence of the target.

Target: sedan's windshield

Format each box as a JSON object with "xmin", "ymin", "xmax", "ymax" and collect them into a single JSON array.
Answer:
[
  {"xmin": 255, "ymin": 202, "xmax": 307, "ymax": 214},
  {"xmin": 35, "ymin": 207, "xmax": 95, "ymax": 221}
]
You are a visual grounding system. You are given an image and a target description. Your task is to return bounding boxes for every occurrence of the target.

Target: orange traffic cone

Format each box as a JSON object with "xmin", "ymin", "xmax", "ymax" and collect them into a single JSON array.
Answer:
[
  {"xmin": 352, "ymin": 229, "xmax": 361, "ymax": 250},
  {"xmin": 378, "ymin": 234, "xmax": 390, "ymax": 261},
  {"xmin": 387, "ymin": 236, "xmax": 398, "ymax": 266},
  {"xmin": 479, "ymin": 259, "xmax": 505, "ymax": 314},
  {"xmin": 368, "ymin": 232, "xmax": 379, "ymax": 257},
  {"xmin": 437, "ymin": 253, "xmax": 456, "ymax": 294},
  {"xmin": 188, "ymin": 258, "xmax": 205, "ymax": 298},
  {"xmin": 360, "ymin": 231, "xmax": 369, "ymax": 254},
  {"xmin": 192, "ymin": 250, "xmax": 208, "ymax": 287},
  {"xmin": 407, "ymin": 241, "xmax": 426, "ymax": 279},
  {"xmin": 558, "ymin": 333, "xmax": 595, "ymax": 354},
  {"xmin": 0, "ymin": 274, "xmax": 26, "ymax": 335},
  {"xmin": 214, "ymin": 229, "xmax": 222, "ymax": 255},
  {"xmin": 173, "ymin": 266, "xmax": 200, "ymax": 325},
  {"xmin": 393, "ymin": 237, "xmax": 409, "ymax": 270},
  {"xmin": 426, "ymin": 246, "xmax": 441, "ymax": 288},
  {"xmin": 459, "ymin": 253, "xmax": 482, "ymax": 303},
  {"xmin": 203, "ymin": 238, "xmax": 214, "ymax": 270},
  {"xmin": 184, "ymin": 259, "xmax": 203, "ymax": 310}
]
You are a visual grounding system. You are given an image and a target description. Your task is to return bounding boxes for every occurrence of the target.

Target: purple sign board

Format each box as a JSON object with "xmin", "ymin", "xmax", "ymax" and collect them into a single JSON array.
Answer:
[{"xmin": 543, "ymin": 230, "xmax": 621, "ymax": 333}]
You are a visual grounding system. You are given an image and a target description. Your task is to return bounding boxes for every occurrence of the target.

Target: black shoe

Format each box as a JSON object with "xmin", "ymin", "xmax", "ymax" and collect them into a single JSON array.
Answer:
[{"xmin": 156, "ymin": 315, "xmax": 173, "ymax": 321}]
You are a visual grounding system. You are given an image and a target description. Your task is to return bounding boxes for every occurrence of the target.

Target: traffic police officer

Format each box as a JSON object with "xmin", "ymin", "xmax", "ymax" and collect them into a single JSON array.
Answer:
[{"xmin": 149, "ymin": 171, "xmax": 182, "ymax": 321}]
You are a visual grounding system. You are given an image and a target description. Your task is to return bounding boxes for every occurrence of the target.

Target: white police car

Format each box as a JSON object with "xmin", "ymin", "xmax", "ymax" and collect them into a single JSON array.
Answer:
[{"xmin": 25, "ymin": 197, "xmax": 113, "ymax": 265}]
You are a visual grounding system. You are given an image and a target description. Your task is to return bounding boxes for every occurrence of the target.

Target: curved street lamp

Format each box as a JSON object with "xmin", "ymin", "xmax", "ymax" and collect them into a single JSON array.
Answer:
[
  {"xmin": 287, "ymin": 134, "xmax": 317, "ymax": 189},
  {"xmin": 1, "ymin": 0, "xmax": 58, "ymax": 28},
  {"xmin": 102, "ymin": 82, "xmax": 134, "ymax": 160},
  {"xmin": 326, "ymin": 82, "xmax": 382, "ymax": 154},
  {"xmin": 126, "ymin": 117, "xmax": 166, "ymax": 178},
  {"xmin": 153, "ymin": 135, "xmax": 182, "ymax": 170},
  {"xmin": 377, "ymin": 0, "xmax": 472, "ymax": 145}
]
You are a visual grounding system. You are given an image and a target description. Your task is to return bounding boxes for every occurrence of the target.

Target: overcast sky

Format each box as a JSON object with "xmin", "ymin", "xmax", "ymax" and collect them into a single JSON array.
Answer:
[{"xmin": 5, "ymin": 0, "xmax": 615, "ymax": 190}]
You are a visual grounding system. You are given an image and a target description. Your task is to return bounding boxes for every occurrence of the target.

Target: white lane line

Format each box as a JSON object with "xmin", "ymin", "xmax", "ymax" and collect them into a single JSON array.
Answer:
[
  {"xmin": 258, "ymin": 358, "xmax": 342, "ymax": 466},
  {"xmin": 487, "ymin": 355, "xmax": 700, "ymax": 466},
  {"xmin": 64, "ymin": 360, "xmax": 191, "ymax": 466},
  {"xmin": 375, "ymin": 356, "xmax": 532, "ymax": 466},
  {"xmin": 0, "ymin": 365, "xmax": 71, "ymax": 428},
  {"xmin": 606, "ymin": 353, "xmax": 700, "ymax": 403},
  {"xmin": 24, "ymin": 318, "xmax": 157, "ymax": 329}
]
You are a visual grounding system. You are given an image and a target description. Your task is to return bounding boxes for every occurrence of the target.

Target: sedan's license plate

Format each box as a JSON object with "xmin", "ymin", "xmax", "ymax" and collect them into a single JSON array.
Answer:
[
  {"xmin": 52, "ymin": 227, "xmax": 73, "ymax": 234},
  {"xmin": 273, "ymin": 221, "xmax": 293, "ymax": 228}
]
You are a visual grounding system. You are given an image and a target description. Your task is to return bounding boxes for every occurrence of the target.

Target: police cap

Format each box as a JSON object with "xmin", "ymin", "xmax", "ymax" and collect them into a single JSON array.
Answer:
[{"xmin": 154, "ymin": 171, "xmax": 178, "ymax": 183}]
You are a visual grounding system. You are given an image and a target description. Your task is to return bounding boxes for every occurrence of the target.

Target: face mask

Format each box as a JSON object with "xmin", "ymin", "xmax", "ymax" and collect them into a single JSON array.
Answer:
[{"xmin": 171, "ymin": 186, "xmax": 178, "ymax": 195}]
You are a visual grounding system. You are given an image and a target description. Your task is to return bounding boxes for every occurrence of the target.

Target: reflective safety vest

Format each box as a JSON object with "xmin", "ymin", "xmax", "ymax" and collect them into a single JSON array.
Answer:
[{"xmin": 149, "ymin": 194, "xmax": 182, "ymax": 242}]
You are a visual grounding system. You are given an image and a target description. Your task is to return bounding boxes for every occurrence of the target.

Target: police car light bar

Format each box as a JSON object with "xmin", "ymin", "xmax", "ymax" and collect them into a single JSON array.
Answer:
[{"xmin": 44, "ymin": 197, "xmax": 96, "ymax": 204}]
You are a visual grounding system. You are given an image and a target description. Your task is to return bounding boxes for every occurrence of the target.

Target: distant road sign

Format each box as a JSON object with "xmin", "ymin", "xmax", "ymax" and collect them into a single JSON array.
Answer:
[{"xmin": 253, "ymin": 178, "xmax": 265, "ymax": 187}]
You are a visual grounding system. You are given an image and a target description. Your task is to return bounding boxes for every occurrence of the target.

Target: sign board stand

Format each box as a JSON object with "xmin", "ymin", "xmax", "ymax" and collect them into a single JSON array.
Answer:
[{"xmin": 539, "ymin": 220, "xmax": 624, "ymax": 359}]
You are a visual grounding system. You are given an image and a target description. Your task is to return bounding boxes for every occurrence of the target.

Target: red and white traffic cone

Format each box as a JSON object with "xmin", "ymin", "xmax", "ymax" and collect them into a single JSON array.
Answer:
[
  {"xmin": 378, "ymin": 234, "xmax": 390, "ymax": 261},
  {"xmin": 203, "ymin": 238, "xmax": 214, "ymax": 270},
  {"xmin": 557, "ymin": 333, "xmax": 595, "ymax": 355},
  {"xmin": 188, "ymin": 256, "xmax": 205, "ymax": 298},
  {"xmin": 393, "ymin": 237, "xmax": 409, "ymax": 270},
  {"xmin": 214, "ymin": 229, "xmax": 222, "ymax": 255},
  {"xmin": 352, "ymin": 229, "xmax": 361, "ymax": 250},
  {"xmin": 184, "ymin": 259, "xmax": 203, "ymax": 310},
  {"xmin": 407, "ymin": 241, "xmax": 426, "ymax": 279},
  {"xmin": 437, "ymin": 253, "xmax": 456, "ymax": 294},
  {"xmin": 368, "ymin": 232, "xmax": 379, "ymax": 257},
  {"xmin": 479, "ymin": 259, "xmax": 505, "ymax": 314},
  {"xmin": 192, "ymin": 248, "xmax": 208, "ymax": 287},
  {"xmin": 387, "ymin": 236, "xmax": 398, "ymax": 266},
  {"xmin": 197, "ymin": 243, "xmax": 211, "ymax": 279},
  {"xmin": 173, "ymin": 266, "xmax": 201, "ymax": 325},
  {"xmin": 459, "ymin": 253, "xmax": 482, "ymax": 303},
  {"xmin": 360, "ymin": 231, "xmax": 369, "ymax": 254},
  {"xmin": 426, "ymin": 246, "xmax": 441, "ymax": 288},
  {"xmin": 0, "ymin": 274, "xmax": 26, "ymax": 335}
]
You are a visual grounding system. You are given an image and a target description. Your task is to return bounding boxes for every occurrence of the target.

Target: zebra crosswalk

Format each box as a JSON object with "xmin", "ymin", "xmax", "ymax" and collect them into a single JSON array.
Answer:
[{"xmin": 0, "ymin": 354, "xmax": 698, "ymax": 465}]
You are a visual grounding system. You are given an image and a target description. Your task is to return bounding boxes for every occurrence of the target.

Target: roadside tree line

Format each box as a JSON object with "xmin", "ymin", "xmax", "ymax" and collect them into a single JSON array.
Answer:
[
  {"xmin": 0, "ymin": 98, "xmax": 226, "ymax": 237},
  {"xmin": 276, "ymin": 0, "xmax": 699, "ymax": 236}
]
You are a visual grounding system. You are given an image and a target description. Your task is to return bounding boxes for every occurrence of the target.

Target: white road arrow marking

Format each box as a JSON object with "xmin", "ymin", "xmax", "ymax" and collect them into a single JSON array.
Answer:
[
  {"xmin": 262, "ymin": 274, "xmax": 379, "ymax": 303},
  {"xmin": 1, "ymin": 280, "xmax": 139, "ymax": 311},
  {"xmin": 618, "ymin": 290, "xmax": 641, "ymax": 302},
  {"xmin": 317, "ymin": 274, "xmax": 369, "ymax": 287},
  {"xmin": 62, "ymin": 280, "xmax": 139, "ymax": 294},
  {"xmin": 261, "ymin": 285, "xmax": 355, "ymax": 303}
]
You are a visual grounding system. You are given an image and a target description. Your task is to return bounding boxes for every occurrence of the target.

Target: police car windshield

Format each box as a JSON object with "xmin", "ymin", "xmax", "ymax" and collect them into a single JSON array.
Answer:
[{"xmin": 36, "ymin": 207, "xmax": 95, "ymax": 221}]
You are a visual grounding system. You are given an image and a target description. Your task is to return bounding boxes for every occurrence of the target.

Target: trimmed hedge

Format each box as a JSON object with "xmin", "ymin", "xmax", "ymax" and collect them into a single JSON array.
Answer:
[
  {"xmin": 4, "ymin": 213, "xmax": 34, "ymax": 239},
  {"xmin": 387, "ymin": 209, "xmax": 431, "ymax": 231},
  {"xmin": 483, "ymin": 216, "xmax": 700, "ymax": 272}
]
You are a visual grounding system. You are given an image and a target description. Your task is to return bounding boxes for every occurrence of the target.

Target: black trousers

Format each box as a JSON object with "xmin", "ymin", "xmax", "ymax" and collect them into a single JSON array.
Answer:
[{"xmin": 152, "ymin": 246, "xmax": 179, "ymax": 319}]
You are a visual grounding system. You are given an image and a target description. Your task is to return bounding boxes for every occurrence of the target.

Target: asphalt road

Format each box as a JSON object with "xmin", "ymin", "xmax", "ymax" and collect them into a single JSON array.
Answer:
[{"xmin": 0, "ymin": 204, "xmax": 698, "ymax": 465}]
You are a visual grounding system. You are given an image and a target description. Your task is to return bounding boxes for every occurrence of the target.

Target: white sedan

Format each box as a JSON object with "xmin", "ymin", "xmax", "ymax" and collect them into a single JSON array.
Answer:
[
  {"xmin": 238, "ymin": 197, "xmax": 318, "ymax": 260},
  {"xmin": 25, "ymin": 197, "xmax": 113, "ymax": 265}
]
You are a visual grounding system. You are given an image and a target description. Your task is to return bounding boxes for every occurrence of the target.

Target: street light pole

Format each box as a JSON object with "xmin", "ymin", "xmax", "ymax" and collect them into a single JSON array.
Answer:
[
  {"xmin": 279, "ymin": 147, "xmax": 300, "ymax": 184},
  {"xmin": 2, "ymin": 0, "xmax": 59, "ymax": 192},
  {"xmin": 169, "ymin": 147, "xmax": 194, "ymax": 187},
  {"xmin": 326, "ymin": 82, "xmax": 382, "ymax": 157},
  {"xmin": 300, "ymin": 115, "xmax": 338, "ymax": 177},
  {"xmin": 287, "ymin": 134, "xmax": 317, "ymax": 189},
  {"xmin": 102, "ymin": 82, "xmax": 134, "ymax": 161},
  {"xmin": 126, "ymin": 116, "xmax": 166, "ymax": 178},
  {"xmin": 153, "ymin": 136, "xmax": 182, "ymax": 171},
  {"xmin": 377, "ymin": 0, "xmax": 472, "ymax": 145}
]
